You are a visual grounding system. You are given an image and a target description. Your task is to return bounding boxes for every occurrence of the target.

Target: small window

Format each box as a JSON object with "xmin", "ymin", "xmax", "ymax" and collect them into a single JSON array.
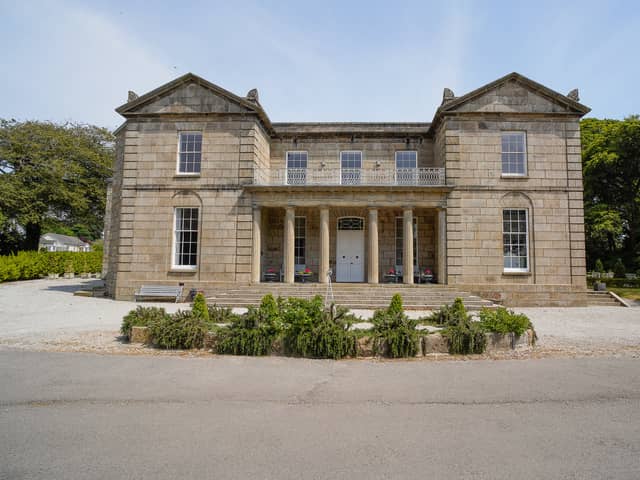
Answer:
[
  {"xmin": 395, "ymin": 151, "xmax": 418, "ymax": 185},
  {"xmin": 338, "ymin": 217, "xmax": 364, "ymax": 230},
  {"xmin": 174, "ymin": 207, "xmax": 199, "ymax": 268},
  {"xmin": 178, "ymin": 133, "xmax": 202, "ymax": 174},
  {"xmin": 294, "ymin": 216, "xmax": 306, "ymax": 264},
  {"xmin": 503, "ymin": 209, "xmax": 529, "ymax": 272},
  {"xmin": 286, "ymin": 151, "xmax": 308, "ymax": 185},
  {"xmin": 395, "ymin": 216, "xmax": 418, "ymax": 266},
  {"xmin": 501, "ymin": 132, "xmax": 527, "ymax": 176},
  {"xmin": 340, "ymin": 151, "xmax": 362, "ymax": 185}
]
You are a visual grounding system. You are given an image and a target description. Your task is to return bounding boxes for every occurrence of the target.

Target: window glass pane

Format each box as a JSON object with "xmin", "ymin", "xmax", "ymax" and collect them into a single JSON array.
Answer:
[
  {"xmin": 502, "ymin": 209, "xmax": 528, "ymax": 271},
  {"xmin": 178, "ymin": 133, "xmax": 202, "ymax": 173},
  {"xmin": 501, "ymin": 132, "xmax": 526, "ymax": 175},
  {"xmin": 294, "ymin": 217, "xmax": 306, "ymax": 265},
  {"xmin": 174, "ymin": 207, "xmax": 198, "ymax": 267}
]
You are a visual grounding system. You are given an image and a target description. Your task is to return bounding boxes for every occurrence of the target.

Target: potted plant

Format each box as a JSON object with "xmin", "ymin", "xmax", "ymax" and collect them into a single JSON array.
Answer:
[{"xmin": 422, "ymin": 268, "xmax": 434, "ymax": 283}]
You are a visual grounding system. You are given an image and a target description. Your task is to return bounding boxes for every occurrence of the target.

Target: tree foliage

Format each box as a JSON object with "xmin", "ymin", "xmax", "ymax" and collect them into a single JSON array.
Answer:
[
  {"xmin": 0, "ymin": 120, "xmax": 114, "ymax": 254},
  {"xmin": 581, "ymin": 116, "xmax": 640, "ymax": 270}
]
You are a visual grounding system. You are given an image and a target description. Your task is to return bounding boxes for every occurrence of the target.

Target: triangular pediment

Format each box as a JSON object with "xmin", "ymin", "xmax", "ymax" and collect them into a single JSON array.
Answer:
[
  {"xmin": 116, "ymin": 73, "xmax": 274, "ymax": 132},
  {"xmin": 439, "ymin": 72, "xmax": 590, "ymax": 115}
]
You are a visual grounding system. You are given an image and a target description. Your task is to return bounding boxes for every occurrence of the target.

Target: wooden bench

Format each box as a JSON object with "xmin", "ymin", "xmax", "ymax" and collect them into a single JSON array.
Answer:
[{"xmin": 135, "ymin": 285, "xmax": 183, "ymax": 303}]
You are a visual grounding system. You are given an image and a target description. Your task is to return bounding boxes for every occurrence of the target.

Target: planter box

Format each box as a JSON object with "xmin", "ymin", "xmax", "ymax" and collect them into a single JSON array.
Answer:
[
  {"xmin": 130, "ymin": 326, "xmax": 151, "ymax": 344},
  {"xmin": 484, "ymin": 329, "xmax": 535, "ymax": 353},
  {"xmin": 423, "ymin": 333, "xmax": 449, "ymax": 354},
  {"xmin": 47, "ymin": 273, "xmax": 60, "ymax": 279},
  {"xmin": 63, "ymin": 272, "xmax": 75, "ymax": 279}
]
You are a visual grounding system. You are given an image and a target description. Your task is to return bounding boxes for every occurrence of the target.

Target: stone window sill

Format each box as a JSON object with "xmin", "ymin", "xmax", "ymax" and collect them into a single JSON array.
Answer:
[
  {"xmin": 168, "ymin": 268, "xmax": 198, "ymax": 275},
  {"xmin": 502, "ymin": 271, "xmax": 531, "ymax": 277},
  {"xmin": 174, "ymin": 174, "xmax": 201, "ymax": 179},
  {"xmin": 501, "ymin": 174, "xmax": 529, "ymax": 180}
]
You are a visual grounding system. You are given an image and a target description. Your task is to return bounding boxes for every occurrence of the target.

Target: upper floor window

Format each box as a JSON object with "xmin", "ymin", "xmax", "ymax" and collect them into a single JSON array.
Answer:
[
  {"xmin": 178, "ymin": 132, "xmax": 202, "ymax": 174},
  {"xmin": 340, "ymin": 151, "xmax": 362, "ymax": 185},
  {"xmin": 501, "ymin": 132, "xmax": 527, "ymax": 176},
  {"xmin": 173, "ymin": 207, "xmax": 199, "ymax": 269},
  {"xmin": 503, "ymin": 209, "xmax": 529, "ymax": 272},
  {"xmin": 395, "ymin": 151, "xmax": 417, "ymax": 185},
  {"xmin": 286, "ymin": 151, "xmax": 308, "ymax": 185}
]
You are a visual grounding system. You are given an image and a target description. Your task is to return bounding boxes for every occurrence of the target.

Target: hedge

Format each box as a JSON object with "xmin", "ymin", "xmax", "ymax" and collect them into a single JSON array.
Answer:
[{"xmin": 0, "ymin": 251, "xmax": 102, "ymax": 283}]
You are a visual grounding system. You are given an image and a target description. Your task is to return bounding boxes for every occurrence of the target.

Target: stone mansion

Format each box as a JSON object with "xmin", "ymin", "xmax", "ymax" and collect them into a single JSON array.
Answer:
[{"xmin": 103, "ymin": 72, "xmax": 590, "ymax": 305}]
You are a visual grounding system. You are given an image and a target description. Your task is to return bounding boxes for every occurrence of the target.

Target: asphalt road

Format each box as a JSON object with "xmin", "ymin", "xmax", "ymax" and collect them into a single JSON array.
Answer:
[{"xmin": 1, "ymin": 350, "xmax": 639, "ymax": 480}]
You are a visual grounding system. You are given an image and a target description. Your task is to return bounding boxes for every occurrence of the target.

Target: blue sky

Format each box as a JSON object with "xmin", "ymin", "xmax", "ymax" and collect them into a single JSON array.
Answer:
[{"xmin": 1, "ymin": 0, "xmax": 639, "ymax": 129}]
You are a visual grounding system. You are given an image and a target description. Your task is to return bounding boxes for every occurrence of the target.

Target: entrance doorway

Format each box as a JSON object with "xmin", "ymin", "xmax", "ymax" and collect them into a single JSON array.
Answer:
[{"xmin": 336, "ymin": 217, "xmax": 365, "ymax": 282}]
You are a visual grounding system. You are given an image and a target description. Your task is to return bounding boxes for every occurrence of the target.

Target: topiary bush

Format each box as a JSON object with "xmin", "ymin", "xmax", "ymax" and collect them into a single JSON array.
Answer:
[
  {"xmin": 120, "ymin": 306, "xmax": 168, "ymax": 339},
  {"xmin": 148, "ymin": 310, "xmax": 208, "ymax": 349},
  {"xmin": 478, "ymin": 307, "xmax": 533, "ymax": 336},
  {"xmin": 191, "ymin": 292, "xmax": 209, "ymax": 322},
  {"xmin": 594, "ymin": 258, "xmax": 605, "ymax": 274},
  {"xmin": 371, "ymin": 293, "xmax": 419, "ymax": 358},
  {"xmin": 216, "ymin": 294, "xmax": 283, "ymax": 356},
  {"xmin": 281, "ymin": 296, "xmax": 357, "ymax": 359},
  {"xmin": 613, "ymin": 258, "xmax": 626, "ymax": 278}
]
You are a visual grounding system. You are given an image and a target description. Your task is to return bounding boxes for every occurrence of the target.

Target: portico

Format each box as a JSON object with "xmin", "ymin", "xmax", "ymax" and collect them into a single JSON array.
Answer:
[{"xmin": 248, "ymin": 189, "xmax": 449, "ymax": 285}]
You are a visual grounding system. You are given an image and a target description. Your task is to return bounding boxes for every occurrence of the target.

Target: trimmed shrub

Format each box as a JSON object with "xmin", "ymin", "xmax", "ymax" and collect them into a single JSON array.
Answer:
[
  {"xmin": 216, "ymin": 294, "xmax": 282, "ymax": 356},
  {"xmin": 120, "ymin": 306, "xmax": 168, "ymax": 338},
  {"xmin": 0, "ymin": 251, "xmax": 102, "ymax": 283},
  {"xmin": 372, "ymin": 294, "xmax": 418, "ymax": 358},
  {"xmin": 191, "ymin": 293, "xmax": 209, "ymax": 322},
  {"xmin": 433, "ymin": 298, "xmax": 486, "ymax": 355},
  {"xmin": 478, "ymin": 307, "xmax": 533, "ymax": 336},
  {"xmin": 594, "ymin": 259, "xmax": 605, "ymax": 274},
  {"xmin": 149, "ymin": 310, "xmax": 208, "ymax": 349},
  {"xmin": 282, "ymin": 296, "xmax": 357, "ymax": 359},
  {"xmin": 425, "ymin": 296, "xmax": 468, "ymax": 326},
  {"xmin": 207, "ymin": 304, "xmax": 238, "ymax": 324},
  {"xmin": 613, "ymin": 258, "xmax": 626, "ymax": 278}
]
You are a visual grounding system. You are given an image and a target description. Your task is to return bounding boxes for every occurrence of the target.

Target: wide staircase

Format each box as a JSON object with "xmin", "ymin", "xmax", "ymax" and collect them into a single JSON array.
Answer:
[
  {"xmin": 206, "ymin": 283, "xmax": 495, "ymax": 310},
  {"xmin": 585, "ymin": 290, "xmax": 627, "ymax": 307}
]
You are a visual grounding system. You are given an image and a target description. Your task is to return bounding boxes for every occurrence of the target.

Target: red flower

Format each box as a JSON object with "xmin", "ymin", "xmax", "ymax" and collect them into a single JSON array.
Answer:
[
  {"xmin": 304, "ymin": 268, "xmax": 312, "ymax": 274},
  {"xmin": 388, "ymin": 268, "xmax": 395, "ymax": 274},
  {"xmin": 267, "ymin": 267, "xmax": 275, "ymax": 273},
  {"xmin": 424, "ymin": 268, "xmax": 432, "ymax": 275}
]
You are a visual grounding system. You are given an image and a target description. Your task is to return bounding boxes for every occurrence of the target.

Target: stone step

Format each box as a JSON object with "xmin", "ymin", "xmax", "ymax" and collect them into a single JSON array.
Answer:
[{"xmin": 585, "ymin": 291, "xmax": 625, "ymax": 307}]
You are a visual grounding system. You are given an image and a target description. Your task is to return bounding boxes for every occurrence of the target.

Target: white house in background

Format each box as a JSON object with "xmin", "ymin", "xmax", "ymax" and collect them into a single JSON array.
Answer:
[{"xmin": 39, "ymin": 233, "xmax": 91, "ymax": 252}]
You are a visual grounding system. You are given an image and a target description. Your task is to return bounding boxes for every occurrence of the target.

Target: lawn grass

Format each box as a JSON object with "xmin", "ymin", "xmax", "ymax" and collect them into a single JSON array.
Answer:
[{"xmin": 609, "ymin": 287, "xmax": 640, "ymax": 301}]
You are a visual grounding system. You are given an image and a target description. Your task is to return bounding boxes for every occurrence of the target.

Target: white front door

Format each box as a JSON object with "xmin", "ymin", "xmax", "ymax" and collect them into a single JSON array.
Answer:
[{"xmin": 336, "ymin": 221, "xmax": 365, "ymax": 282}]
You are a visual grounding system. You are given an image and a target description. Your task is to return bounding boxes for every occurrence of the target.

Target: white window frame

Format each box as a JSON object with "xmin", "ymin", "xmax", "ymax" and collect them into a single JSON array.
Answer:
[
  {"xmin": 176, "ymin": 132, "xmax": 203, "ymax": 175},
  {"xmin": 285, "ymin": 151, "xmax": 308, "ymax": 185},
  {"xmin": 395, "ymin": 151, "xmax": 418, "ymax": 185},
  {"xmin": 340, "ymin": 151, "xmax": 363, "ymax": 185},
  {"xmin": 501, "ymin": 131, "xmax": 527, "ymax": 177},
  {"xmin": 502, "ymin": 209, "xmax": 529, "ymax": 273},
  {"xmin": 172, "ymin": 207, "xmax": 199, "ymax": 270},
  {"xmin": 395, "ymin": 216, "xmax": 418, "ymax": 267}
]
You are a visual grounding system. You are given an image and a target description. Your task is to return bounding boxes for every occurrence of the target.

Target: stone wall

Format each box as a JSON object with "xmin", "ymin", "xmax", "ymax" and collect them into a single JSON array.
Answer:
[{"xmin": 441, "ymin": 112, "xmax": 586, "ymax": 288}]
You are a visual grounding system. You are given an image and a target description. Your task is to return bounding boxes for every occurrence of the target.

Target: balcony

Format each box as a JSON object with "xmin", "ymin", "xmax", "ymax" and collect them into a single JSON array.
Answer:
[{"xmin": 253, "ymin": 167, "xmax": 446, "ymax": 187}]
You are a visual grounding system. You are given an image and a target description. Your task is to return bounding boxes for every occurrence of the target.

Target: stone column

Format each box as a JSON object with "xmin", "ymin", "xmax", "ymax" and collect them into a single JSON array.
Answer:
[
  {"xmin": 437, "ymin": 208, "xmax": 447, "ymax": 284},
  {"xmin": 319, "ymin": 208, "xmax": 330, "ymax": 283},
  {"xmin": 251, "ymin": 205, "xmax": 261, "ymax": 283},
  {"xmin": 283, "ymin": 207, "xmax": 295, "ymax": 284},
  {"xmin": 368, "ymin": 208, "xmax": 379, "ymax": 284},
  {"xmin": 403, "ymin": 207, "xmax": 414, "ymax": 284}
]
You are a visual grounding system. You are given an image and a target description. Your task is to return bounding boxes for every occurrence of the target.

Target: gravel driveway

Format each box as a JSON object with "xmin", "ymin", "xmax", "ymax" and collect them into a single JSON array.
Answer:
[{"xmin": 0, "ymin": 278, "xmax": 639, "ymax": 358}]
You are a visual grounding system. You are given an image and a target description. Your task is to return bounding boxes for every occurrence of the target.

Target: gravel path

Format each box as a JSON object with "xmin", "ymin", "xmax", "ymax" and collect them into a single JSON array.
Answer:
[{"xmin": 0, "ymin": 278, "xmax": 639, "ymax": 358}]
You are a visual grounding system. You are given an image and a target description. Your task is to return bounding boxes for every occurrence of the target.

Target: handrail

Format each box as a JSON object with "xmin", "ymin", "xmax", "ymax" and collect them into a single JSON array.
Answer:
[{"xmin": 253, "ymin": 167, "xmax": 445, "ymax": 186}]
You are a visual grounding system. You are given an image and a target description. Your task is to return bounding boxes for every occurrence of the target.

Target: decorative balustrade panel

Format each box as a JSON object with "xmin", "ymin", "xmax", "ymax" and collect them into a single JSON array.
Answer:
[{"xmin": 254, "ymin": 168, "xmax": 445, "ymax": 186}]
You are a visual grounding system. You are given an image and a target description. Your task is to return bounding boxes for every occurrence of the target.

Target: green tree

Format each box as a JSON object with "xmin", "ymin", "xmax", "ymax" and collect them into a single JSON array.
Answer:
[
  {"xmin": 0, "ymin": 120, "xmax": 114, "ymax": 253},
  {"xmin": 581, "ymin": 116, "xmax": 640, "ymax": 270}
]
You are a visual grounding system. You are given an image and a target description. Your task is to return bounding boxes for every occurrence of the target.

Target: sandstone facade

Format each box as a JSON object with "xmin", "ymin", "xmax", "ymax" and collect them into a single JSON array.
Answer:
[{"xmin": 104, "ymin": 72, "xmax": 590, "ymax": 305}]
